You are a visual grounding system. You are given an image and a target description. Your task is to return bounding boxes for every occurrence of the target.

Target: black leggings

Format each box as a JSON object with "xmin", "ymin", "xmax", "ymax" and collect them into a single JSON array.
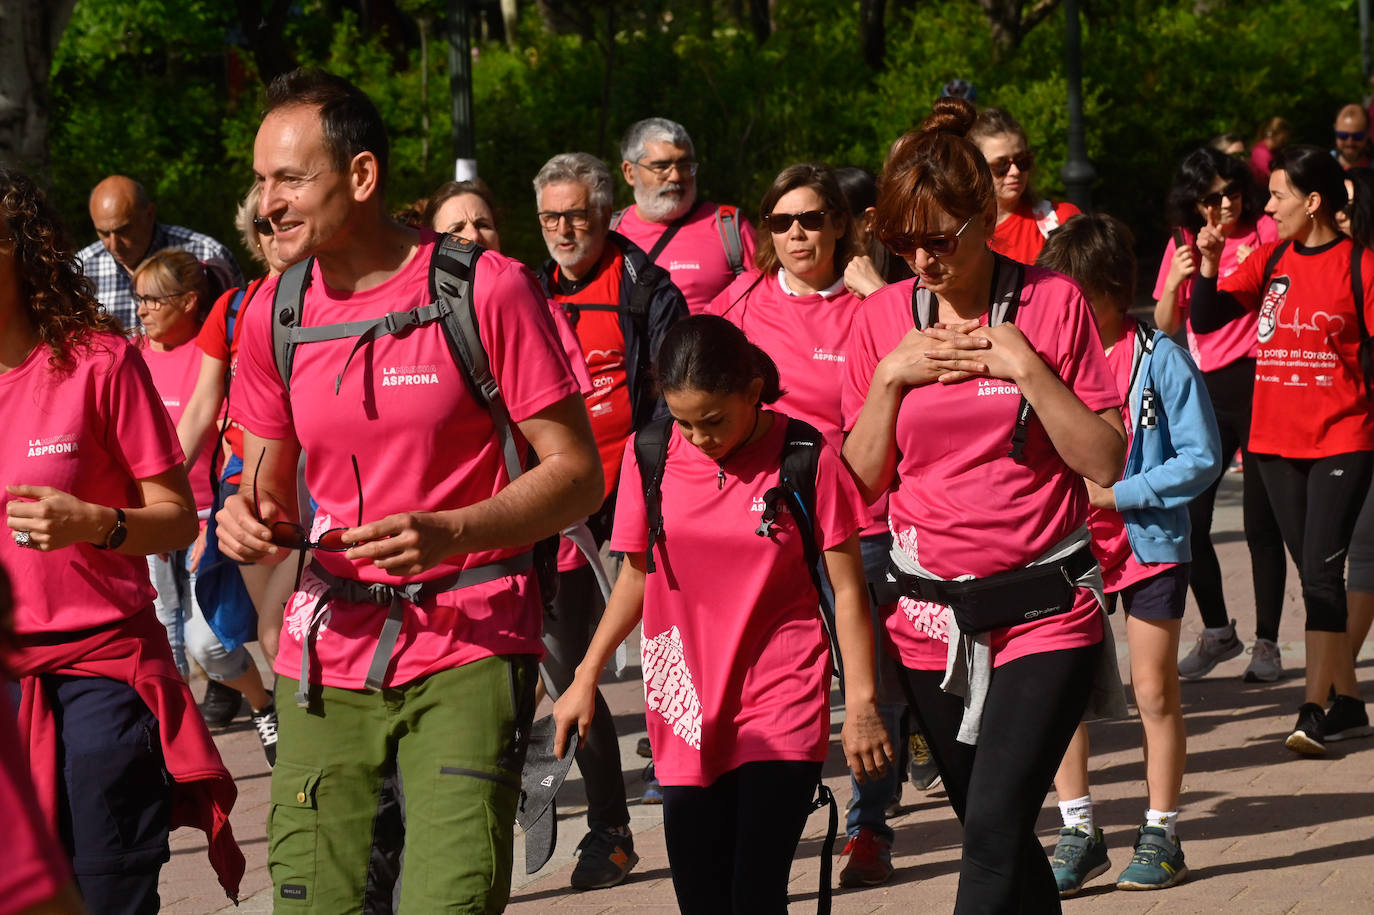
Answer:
[
  {"xmin": 900, "ymin": 643, "xmax": 1102, "ymax": 915},
  {"xmin": 660, "ymin": 760, "xmax": 822, "ymax": 914},
  {"xmin": 1189, "ymin": 358, "xmax": 1287, "ymax": 640},
  {"xmin": 1255, "ymin": 451, "xmax": 1374, "ymax": 632}
]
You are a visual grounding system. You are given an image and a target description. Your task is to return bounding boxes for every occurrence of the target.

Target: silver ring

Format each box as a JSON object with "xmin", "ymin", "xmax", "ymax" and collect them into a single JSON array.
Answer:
[{"xmin": 13, "ymin": 530, "xmax": 32, "ymax": 549}]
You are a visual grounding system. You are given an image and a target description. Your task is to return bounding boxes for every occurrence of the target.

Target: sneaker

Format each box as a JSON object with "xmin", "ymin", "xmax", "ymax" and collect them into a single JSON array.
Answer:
[
  {"xmin": 1049, "ymin": 826, "xmax": 1110, "ymax": 897},
  {"xmin": 640, "ymin": 762, "xmax": 662, "ymax": 805},
  {"xmin": 1285, "ymin": 702, "xmax": 1328, "ymax": 755},
  {"xmin": 884, "ymin": 783, "xmax": 903, "ymax": 819},
  {"xmin": 570, "ymin": 825, "xmax": 638, "ymax": 890},
  {"xmin": 200, "ymin": 679, "xmax": 243, "ymax": 729},
  {"xmin": 909, "ymin": 731, "xmax": 942, "ymax": 791},
  {"xmin": 1115, "ymin": 825, "xmax": 1187, "ymax": 890},
  {"xmin": 1323, "ymin": 695, "xmax": 1374, "ymax": 742},
  {"xmin": 250, "ymin": 700, "xmax": 278, "ymax": 767},
  {"xmin": 838, "ymin": 827, "xmax": 894, "ymax": 887},
  {"xmin": 1243, "ymin": 638, "xmax": 1284, "ymax": 682},
  {"xmin": 1178, "ymin": 620, "xmax": 1243, "ymax": 679},
  {"xmin": 636, "ymin": 736, "xmax": 653, "ymax": 758}
]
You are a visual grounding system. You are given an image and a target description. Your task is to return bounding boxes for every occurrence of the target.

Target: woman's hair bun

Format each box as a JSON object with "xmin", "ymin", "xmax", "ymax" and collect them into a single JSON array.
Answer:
[{"xmin": 920, "ymin": 97, "xmax": 977, "ymax": 138}]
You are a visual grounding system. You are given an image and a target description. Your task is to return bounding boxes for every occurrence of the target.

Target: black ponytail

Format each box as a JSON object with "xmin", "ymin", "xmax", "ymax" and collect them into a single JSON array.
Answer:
[{"xmin": 655, "ymin": 315, "xmax": 784, "ymax": 404}]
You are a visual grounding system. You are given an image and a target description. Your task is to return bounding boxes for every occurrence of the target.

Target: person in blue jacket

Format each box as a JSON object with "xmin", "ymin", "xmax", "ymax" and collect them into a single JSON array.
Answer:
[{"xmin": 1036, "ymin": 214, "xmax": 1223, "ymax": 896}]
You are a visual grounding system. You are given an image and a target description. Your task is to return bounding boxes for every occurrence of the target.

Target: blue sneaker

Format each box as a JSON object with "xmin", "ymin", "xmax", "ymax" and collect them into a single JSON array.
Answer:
[
  {"xmin": 1116, "ymin": 825, "xmax": 1188, "ymax": 890},
  {"xmin": 1049, "ymin": 827, "xmax": 1110, "ymax": 897},
  {"xmin": 640, "ymin": 762, "xmax": 662, "ymax": 805}
]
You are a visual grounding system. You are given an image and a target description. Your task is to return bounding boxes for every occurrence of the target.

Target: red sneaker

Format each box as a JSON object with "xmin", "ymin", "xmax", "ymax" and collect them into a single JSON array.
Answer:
[{"xmin": 838, "ymin": 827, "xmax": 893, "ymax": 887}]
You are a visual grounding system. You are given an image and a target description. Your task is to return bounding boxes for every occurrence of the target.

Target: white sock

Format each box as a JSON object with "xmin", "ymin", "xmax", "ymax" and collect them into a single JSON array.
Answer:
[
  {"xmin": 1145, "ymin": 808, "xmax": 1178, "ymax": 840},
  {"xmin": 1059, "ymin": 795, "xmax": 1094, "ymax": 833}
]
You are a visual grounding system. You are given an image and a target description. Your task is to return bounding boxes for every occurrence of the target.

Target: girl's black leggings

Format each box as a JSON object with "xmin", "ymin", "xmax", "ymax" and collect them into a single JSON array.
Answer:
[{"xmin": 900, "ymin": 642, "xmax": 1102, "ymax": 915}]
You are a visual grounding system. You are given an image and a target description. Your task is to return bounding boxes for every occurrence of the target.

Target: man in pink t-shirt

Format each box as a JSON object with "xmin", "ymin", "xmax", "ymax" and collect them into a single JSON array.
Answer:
[
  {"xmin": 612, "ymin": 117, "xmax": 757, "ymax": 313},
  {"xmin": 215, "ymin": 69, "xmax": 602, "ymax": 912}
]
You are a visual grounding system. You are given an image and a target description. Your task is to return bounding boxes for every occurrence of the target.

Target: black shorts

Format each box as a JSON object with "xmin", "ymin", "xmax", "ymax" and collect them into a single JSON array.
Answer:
[{"xmin": 1114, "ymin": 563, "xmax": 1190, "ymax": 621}]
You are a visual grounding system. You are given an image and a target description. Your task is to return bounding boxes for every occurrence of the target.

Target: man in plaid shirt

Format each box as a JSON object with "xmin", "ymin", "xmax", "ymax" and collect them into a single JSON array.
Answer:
[{"xmin": 76, "ymin": 175, "xmax": 242, "ymax": 331}]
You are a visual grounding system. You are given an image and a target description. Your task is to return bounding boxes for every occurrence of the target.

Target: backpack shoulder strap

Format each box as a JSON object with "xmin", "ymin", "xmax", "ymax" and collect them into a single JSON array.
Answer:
[
  {"xmin": 609, "ymin": 208, "xmax": 626, "ymax": 232},
  {"xmin": 778, "ymin": 418, "xmax": 824, "ymax": 574},
  {"xmin": 224, "ymin": 287, "xmax": 247, "ymax": 349},
  {"xmin": 715, "ymin": 204, "xmax": 745, "ymax": 277},
  {"xmin": 635, "ymin": 415, "xmax": 674, "ymax": 574},
  {"xmin": 1261, "ymin": 240, "xmax": 1293, "ymax": 290},
  {"xmin": 1126, "ymin": 321, "xmax": 1156, "ymax": 414},
  {"xmin": 271, "ymin": 257, "xmax": 315, "ymax": 392}
]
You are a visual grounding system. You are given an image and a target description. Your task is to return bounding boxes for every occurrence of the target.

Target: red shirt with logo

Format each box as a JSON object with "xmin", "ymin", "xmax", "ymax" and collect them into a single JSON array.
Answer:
[
  {"xmin": 196, "ymin": 277, "xmax": 269, "ymax": 480},
  {"xmin": 990, "ymin": 199, "xmax": 1081, "ymax": 265},
  {"xmin": 1220, "ymin": 237, "xmax": 1374, "ymax": 457}
]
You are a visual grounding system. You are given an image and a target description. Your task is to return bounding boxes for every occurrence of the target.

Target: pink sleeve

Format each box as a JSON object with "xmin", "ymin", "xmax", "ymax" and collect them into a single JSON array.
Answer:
[
  {"xmin": 610, "ymin": 437, "xmax": 649, "ymax": 553},
  {"xmin": 1051, "ymin": 283, "xmax": 1120, "ymax": 414},
  {"xmin": 103, "ymin": 342, "xmax": 186, "ymax": 479},
  {"xmin": 0, "ymin": 691, "xmax": 70, "ymax": 910},
  {"xmin": 1151, "ymin": 237, "xmax": 1178, "ymax": 302},
  {"xmin": 476, "ymin": 255, "xmax": 580, "ymax": 423},
  {"xmin": 841, "ymin": 300, "xmax": 885, "ymax": 432},
  {"xmin": 547, "ymin": 298, "xmax": 594, "ymax": 396},
  {"xmin": 814, "ymin": 442, "xmax": 866, "ymax": 550},
  {"xmin": 232, "ymin": 272, "xmax": 294, "ymax": 441}
]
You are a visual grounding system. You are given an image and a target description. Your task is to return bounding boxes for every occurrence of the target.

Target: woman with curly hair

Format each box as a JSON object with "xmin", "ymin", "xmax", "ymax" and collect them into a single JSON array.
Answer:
[{"xmin": 0, "ymin": 168, "xmax": 242, "ymax": 912}]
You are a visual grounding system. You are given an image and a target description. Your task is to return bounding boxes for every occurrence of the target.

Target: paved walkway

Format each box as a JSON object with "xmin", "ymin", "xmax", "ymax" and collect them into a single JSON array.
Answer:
[{"xmin": 163, "ymin": 473, "xmax": 1374, "ymax": 913}]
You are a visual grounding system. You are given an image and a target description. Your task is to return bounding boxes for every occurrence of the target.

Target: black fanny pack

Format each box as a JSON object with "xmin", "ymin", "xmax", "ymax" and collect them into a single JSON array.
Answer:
[{"xmin": 889, "ymin": 545, "xmax": 1097, "ymax": 635}]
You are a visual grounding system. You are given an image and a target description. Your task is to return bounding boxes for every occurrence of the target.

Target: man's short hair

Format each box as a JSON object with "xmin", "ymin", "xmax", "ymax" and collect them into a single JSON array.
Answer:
[
  {"xmin": 620, "ymin": 118, "xmax": 695, "ymax": 165},
  {"xmin": 532, "ymin": 153, "xmax": 614, "ymax": 214},
  {"xmin": 264, "ymin": 68, "xmax": 390, "ymax": 186}
]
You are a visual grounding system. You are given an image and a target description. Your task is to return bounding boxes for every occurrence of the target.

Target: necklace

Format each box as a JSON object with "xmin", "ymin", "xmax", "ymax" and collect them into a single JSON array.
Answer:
[{"xmin": 714, "ymin": 408, "xmax": 763, "ymax": 489}]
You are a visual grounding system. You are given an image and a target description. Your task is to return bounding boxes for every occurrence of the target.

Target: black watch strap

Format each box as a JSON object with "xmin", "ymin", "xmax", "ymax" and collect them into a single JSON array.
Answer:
[{"xmin": 96, "ymin": 507, "xmax": 127, "ymax": 550}]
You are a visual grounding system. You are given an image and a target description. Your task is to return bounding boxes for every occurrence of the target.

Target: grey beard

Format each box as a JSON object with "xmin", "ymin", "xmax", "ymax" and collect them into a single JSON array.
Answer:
[{"xmin": 635, "ymin": 184, "xmax": 695, "ymax": 223}]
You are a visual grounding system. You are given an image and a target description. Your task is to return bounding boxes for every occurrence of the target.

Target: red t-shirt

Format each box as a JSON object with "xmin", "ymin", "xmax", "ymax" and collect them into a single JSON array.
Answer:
[
  {"xmin": 0, "ymin": 334, "xmax": 183, "ymax": 634},
  {"xmin": 139, "ymin": 337, "xmax": 215, "ymax": 512},
  {"xmin": 609, "ymin": 412, "xmax": 868, "ymax": 787},
  {"xmin": 990, "ymin": 199, "xmax": 1081, "ymax": 265},
  {"xmin": 615, "ymin": 200, "xmax": 758, "ymax": 314},
  {"xmin": 1220, "ymin": 237, "xmax": 1374, "ymax": 458},
  {"xmin": 196, "ymin": 276, "xmax": 269, "ymax": 478},
  {"xmin": 233, "ymin": 237, "xmax": 580, "ymax": 688},
  {"xmin": 842, "ymin": 269, "xmax": 1117, "ymax": 670}
]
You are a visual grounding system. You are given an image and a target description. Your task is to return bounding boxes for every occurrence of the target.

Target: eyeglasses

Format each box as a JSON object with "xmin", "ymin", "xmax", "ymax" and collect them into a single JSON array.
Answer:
[
  {"xmin": 252, "ymin": 216, "xmax": 274, "ymax": 236},
  {"xmin": 634, "ymin": 158, "xmax": 698, "ymax": 178},
  {"xmin": 763, "ymin": 210, "xmax": 828, "ymax": 233},
  {"xmin": 987, "ymin": 153, "xmax": 1035, "ymax": 178},
  {"xmin": 252, "ymin": 450, "xmax": 362, "ymax": 551},
  {"xmin": 537, "ymin": 209, "xmax": 592, "ymax": 230},
  {"xmin": 1198, "ymin": 183, "xmax": 1243, "ymax": 208},
  {"xmin": 1336, "ymin": 130, "xmax": 1368, "ymax": 142},
  {"xmin": 133, "ymin": 292, "xmax": 185, "ymax": 310},
  {"xmin": 887, "ymin": 216, "xmax": 974, "ymax": 259}
]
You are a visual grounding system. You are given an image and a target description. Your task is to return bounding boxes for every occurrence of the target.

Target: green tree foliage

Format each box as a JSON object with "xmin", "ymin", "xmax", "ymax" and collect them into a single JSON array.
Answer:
[{"xmin": 47, "ymin": 0, "xmax": 1368, "ymax": 275}]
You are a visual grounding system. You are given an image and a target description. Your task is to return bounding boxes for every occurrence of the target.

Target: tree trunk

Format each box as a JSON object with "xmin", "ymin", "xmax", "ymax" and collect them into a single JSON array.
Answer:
[
  {"xmin": 501, "ymin": 0, "xmax": 519, "ymax": 47},
  {"xmin": 977, "ymin": 0, "xmax": 1061, "ymax": 59},
  {"xmin": 748, "ymin": 0, "xmax": 771, "ymax": 44},
  {"xmin": 234, "ymin": 0, "xmax": 295, "ymax": 82},
  {"xmin": 859, "ymin": 0, "xmax": 887, "ymax": 70},
  {"xmin": 0, "ymin": 0, "xmax": 78, "ymax": 172}
]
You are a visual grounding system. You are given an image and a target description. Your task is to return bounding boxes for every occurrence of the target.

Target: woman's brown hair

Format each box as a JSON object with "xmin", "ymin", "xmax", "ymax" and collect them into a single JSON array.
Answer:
[
  {"xmin": 130, "ymin": 249, "xmax": 212, "ymax": 323},
  {"xmin": 754, "ymin": 163, "xmax": 855, "ymax": 279}
]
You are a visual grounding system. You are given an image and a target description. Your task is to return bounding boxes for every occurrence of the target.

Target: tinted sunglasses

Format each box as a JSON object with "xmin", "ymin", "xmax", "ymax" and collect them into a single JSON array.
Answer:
[
  {"xmin": 988, "ymin": 153, "xmax": 1035, "ymax": 177},
  {"xmin": 887, "ymin": 216, "xmax": 974, "ymax": 259},
  {"xmin": 1199, "ymin": 183, "xmax": 1242, "ymax": 208},
  {"xmin": 1336, "ymin": 130, "xmax": 1368, "ymax": 142},
  {"xmin": 763, "ymin": 210, "xmax": 828, "ymax": 233},
  {"xmin": 252, "ymin": 216, "xmax": 274, "ymax": 236},
  {"xmin": 251, "ymin": 450, "xmax": 362, "ymax": 551}
]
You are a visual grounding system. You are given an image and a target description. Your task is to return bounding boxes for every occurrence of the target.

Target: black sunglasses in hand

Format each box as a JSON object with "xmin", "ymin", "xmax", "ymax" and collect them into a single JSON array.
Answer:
[{"xmin": 251, "ymin": 450, "xmax": 362, "ymax": 551}]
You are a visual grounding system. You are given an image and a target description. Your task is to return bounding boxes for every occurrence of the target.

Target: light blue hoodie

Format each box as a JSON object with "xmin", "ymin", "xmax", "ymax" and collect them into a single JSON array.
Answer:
[{"xmin": 1111, "ymin": 320, "xmax": 1224, "ymax": 563}]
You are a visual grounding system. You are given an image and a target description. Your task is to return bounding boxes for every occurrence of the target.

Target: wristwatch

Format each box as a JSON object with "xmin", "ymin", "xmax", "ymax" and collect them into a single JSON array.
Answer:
[{"xmin": 95, "ymin": 507, "xmax": 127, "ymax": 550}]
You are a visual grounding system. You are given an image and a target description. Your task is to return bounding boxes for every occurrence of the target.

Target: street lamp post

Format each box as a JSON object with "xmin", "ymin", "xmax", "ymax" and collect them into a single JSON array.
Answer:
[
  {"xmin": 1061, "ymin": 0, "xmax": 1095, "ymax": 212},
  {"xmin": 448, "ymin": 0, "xmax": 477, "ymax": 180}
]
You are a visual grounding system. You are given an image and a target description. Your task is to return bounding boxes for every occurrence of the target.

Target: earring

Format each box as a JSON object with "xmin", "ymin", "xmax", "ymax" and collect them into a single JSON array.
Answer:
[{"xmin": 1308, "ymin": 211, "xmax": 1316, "ymax": 221}]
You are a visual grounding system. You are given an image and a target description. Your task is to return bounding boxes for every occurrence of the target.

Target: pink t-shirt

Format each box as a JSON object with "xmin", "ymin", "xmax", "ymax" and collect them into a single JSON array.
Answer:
[
  {"xmin": 233, "ymin": 236, "xmax": 580, "ymax": 689},
  {"xmin": 0, "ymin": 334, "xmax": 182, "ymax": 634},
  {"xmin": 1152, "ymin": 218, "xmax": 1278, "ymax": 372},
  {"xmin": 0, "ymin": 687, "xmax": 71, "ymax": 910},
  {"xmin": 1088, "ymin": 319, "xmax": 1178, "ymax": 593},
  {"xmin": 842, "ymin": 269, "xmax": 1118, "ymax": 671},
  {"xmin": 139, "ymin": 338, "xmax": 215, "ymax": 511},
  {"xmin": 614, "ymin": 200, "xmax": 757, "ymax": 313},
  {"xmin": 610, "ymin": 412, "xmax": 868, "ymax": 787}
]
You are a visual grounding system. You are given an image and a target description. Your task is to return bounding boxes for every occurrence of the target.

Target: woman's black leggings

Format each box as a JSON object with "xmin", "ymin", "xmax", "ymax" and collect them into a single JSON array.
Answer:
[
  {"xmin": 900, "ymin": 643, "xmax": 1102, "ymax": 915},
  {"xmin": 660, "ymin": 759, "xmax": 822, "ymax": 914},
  {"xmin": 1189, "ymin": 358, "xmax": 1287, "ymax": 640},
  {"xmin": 1255, "ymin": 451, "xmax": 1374, "ymax": 632}
]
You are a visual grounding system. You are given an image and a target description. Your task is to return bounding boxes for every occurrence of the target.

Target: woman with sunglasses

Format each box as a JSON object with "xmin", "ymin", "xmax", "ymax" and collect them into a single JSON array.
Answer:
[
  {"xmin": 969, "ymin": 107, "xmax": 1081, "ymax": 265},
  {"xmin": 842, "ymin": 98, "xmax": 1127, "ymax": 913},
  {"xmin": 1190, "ymin": 144, "xmax": 1374, "ymax": 755},
  {"xmin": 133, "ymin": 249, "xmax": 280, "ymax": 763},
  {"xmin": 1152, "ymin": 146, "xmax": 1287, "ymax": 684},
  {"xmin": 0, "ymin": 168, "xmax": 240, "ymax": 911}
]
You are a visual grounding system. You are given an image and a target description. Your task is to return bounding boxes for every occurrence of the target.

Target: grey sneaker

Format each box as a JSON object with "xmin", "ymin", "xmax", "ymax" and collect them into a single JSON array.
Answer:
[
  {"xmin": 1178, "ymin": 620, "xmax": 1243, "ymax": 679},
  {"xmin": 1243, "ymin": 638, "xmax": 1284, "ymax": 682}
]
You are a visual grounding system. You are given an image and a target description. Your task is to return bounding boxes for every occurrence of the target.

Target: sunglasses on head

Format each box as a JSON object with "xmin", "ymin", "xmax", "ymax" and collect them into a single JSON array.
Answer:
[
  {"xmin": 887, "ymin": 216, "xmax": 974, "ymax": 259},
  {"xmin": 252, "ymin": 216, "xmax": 274, "ymax": 236},
  {"xmin": 988, "ymin": 153, "xmax": 1035, "ymax": 178},
  {"xmin": 252, "ymin": 450, "xmax": 362, "ymax": 551},
  {"xmin": 763, "ymin": 210, "xmax": 828, "ymax": 233},
  {"xmin": 1337, "ymin": 130, "xmax": 1368, "ymax": 142},
  {"xmin": 1199, "ymin": 182, "xmax": 1242, "ymax": 208}
]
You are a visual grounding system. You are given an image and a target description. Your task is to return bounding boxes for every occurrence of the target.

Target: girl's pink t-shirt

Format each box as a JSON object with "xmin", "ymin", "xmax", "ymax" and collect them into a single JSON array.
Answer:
[
  {"xmin": 0, "ymin": 334, "xmax": 182, "ymax": 634},
  {"xmin": 139, "ymin": 338, "xmax": 215, "ymax": 511},
  {"xmin": 1152, "ymin": 217, "xmax": 1278, "ymax": 372},
  {"xmin": 610, "ymin": 412, "xmax": 868, "ymax": 787},
  {"xmin": 233, "ymin": 239, "xmax": 580, "ymax": 689},
  {"xmin": 842, "ymin": 269, "xmax": 1118, "ymax": 671},
  {"xmin": 0, "ymin": 688, "xmax": 71, "ymax": 911}
]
